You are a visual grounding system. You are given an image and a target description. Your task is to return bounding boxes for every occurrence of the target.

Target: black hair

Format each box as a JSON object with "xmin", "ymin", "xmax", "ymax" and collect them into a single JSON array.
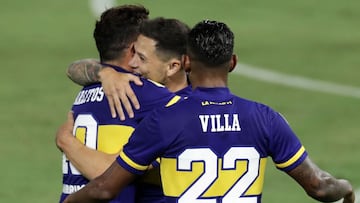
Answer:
[
  {"xmin": 139, "ymin": 17, "xmax": 190, "ymax": 61},
  {"xmin": 187, "ymin": 20, "xmax": 234, "ymax": 66},
  {"xmin": 93, "ymin": 5, "xmax": 149, "ymax": 61}
]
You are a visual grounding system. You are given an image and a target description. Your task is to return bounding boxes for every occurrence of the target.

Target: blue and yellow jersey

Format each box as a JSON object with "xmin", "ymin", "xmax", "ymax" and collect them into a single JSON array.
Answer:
[
  {"xmin": 60, "ymin": 65, "xmax": 180, "ymax": 203},
  {"xmin": 117, "ymin": 87, "xmax": 307, "ymax": 203}
]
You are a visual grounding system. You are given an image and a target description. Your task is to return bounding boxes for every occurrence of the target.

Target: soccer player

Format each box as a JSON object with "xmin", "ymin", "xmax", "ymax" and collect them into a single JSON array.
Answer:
[
  {"xmin": 57, "ymin": 5, "xmax": 191, "ymax": 203},
  {"xmin": 66, "ymin": 18, "xmax": 192, "ymax": 121},
  {"xmin": 62, "ymin": 20, "xmax": 354, "ymax": 203},
  {"xmin": 65, "ymin": 23, "xmax": 192, "ymax": 121}
]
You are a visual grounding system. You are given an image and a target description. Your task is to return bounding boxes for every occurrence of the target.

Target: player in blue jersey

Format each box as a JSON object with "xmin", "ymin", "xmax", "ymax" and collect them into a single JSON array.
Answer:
[
  {"xmin": 57, "ymin": 9, "xmax": 189, "ymax": 202},
  {"xmin": 58, "ymin": 5, "xmax": 150, "ymax": 203},
  {"xmin": 56, "ymin": 5, "xmax": 191, "ymax": 203},
  {"xmin": 63, "ymin": 20, "xmax": 355, "ymax": 203},
  {"xmin": 65, "ymin": 19, "xmax": 192, "ymax": 120}
]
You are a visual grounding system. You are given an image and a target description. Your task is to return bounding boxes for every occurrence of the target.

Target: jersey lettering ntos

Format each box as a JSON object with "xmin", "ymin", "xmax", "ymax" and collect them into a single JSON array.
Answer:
[
  {"xmin": 117, "ymin": 87, "xmax": 307, "ymax": 203},
  {"xmin": 60, "ymin": 65, "xmax": 180, "ymax": 203}
]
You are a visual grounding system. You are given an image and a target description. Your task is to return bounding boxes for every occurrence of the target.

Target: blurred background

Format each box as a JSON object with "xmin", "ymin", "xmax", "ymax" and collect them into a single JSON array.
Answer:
[{"xmin": 0, "ymin": 0, "xmax": 359, "ymax": 202}]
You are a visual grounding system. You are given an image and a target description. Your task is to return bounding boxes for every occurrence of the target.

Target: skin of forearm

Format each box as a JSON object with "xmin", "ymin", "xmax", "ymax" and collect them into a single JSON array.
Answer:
[
  {"xmin": 61, "ymin": 136, "xmax": 118, "ymax": 180},
  {"xmin": 64, "ymin": 178, "xmax": 114, "ymax": 203},
  {"xmin": 288, "ymin": 157, "xmax": 353, "ymax": 202},
  {"xmin": 64, "ymin": 162, "xmax": 136, "ymax": 203},
  {"xmin": 311, "ymin": 172, "xmax": 353, "ymax": 202},
  {"xmin": 66, "ymin": 59, "xmax": 103, "ymax": 86}
]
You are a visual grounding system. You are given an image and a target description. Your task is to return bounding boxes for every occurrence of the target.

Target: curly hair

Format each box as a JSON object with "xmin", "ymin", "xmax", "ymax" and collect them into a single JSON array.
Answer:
[
  {"xmin": 93, "ymin": 5, "xmax": 149, "ymax": 61},
  {"xmin": 187, "ymin": 20, "xmax": 234, "ymax": 66}
]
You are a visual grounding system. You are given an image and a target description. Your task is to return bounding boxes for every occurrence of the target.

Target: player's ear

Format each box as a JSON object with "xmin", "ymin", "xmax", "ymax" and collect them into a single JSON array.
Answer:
[
  {"xmin": 182, "ymin": 55, "xmax": 191, "ymax": 72},
  {"xmin": 228, "ymin": 54, "xmax": 237, "ymax": 72},
  {"xmin": 167, "ymin": 58, "xmax": 181, "ymax": 77},
  {"xmin": 129, "ymin": 43, "xmax": 135, "ymax": 55}
]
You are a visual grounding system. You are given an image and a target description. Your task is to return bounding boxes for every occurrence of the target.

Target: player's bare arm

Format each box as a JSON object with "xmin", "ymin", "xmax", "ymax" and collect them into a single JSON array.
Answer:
[
  {"xmin": 63, "ymin": 161, "xmax": 136, "ymax": 203},
  {"xmin": 66, "ymin": 59, "xmax": 143, "ymax": 120},
  {"xmin": 66, "ymin": 58, "xmax": 102, "ymax": 86},
  {"xmin": 56, "ymin": 112, "xmax": 119, "ymax": 180},
  {"xmin": 287, "ymin": 157, "xmax": 354, "ymax": 203}
]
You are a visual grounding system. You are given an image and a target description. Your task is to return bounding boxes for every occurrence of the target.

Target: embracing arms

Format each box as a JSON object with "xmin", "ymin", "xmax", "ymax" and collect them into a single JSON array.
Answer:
[
  {"xmin": 67, "ymin": 59, "xmax": 142, "ymax": 120},
  {"xmin": 66, "ymin": 59, "xmax": 102, "ymax": 86},
  {"xmin": 56, "ymin": 112, "xmax": 118, "ymax": 180},
  {"xmin": 63, "ymin": 161, "xmax": 136, "ymax": 203}
]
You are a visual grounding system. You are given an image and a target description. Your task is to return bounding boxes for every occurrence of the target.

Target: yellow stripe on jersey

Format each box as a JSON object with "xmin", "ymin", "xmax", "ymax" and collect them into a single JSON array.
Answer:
[
  {"xmin": 160, "ymin": 157, "xmax": 267, "ymax": 197},
  {"xmin": 75, "ymin": 128, "xmax": 86, "ymax": 144},
  {"xmin": 246, "ymin": 158, "xmax": 267, "ymax": 195},
  {"xmin": 74, "ymin": 125, "xmax": 134, "ymax": 154},
  {"xmin": 119, "ymin": 151, "xmax": 149, "ymax": 171},
  {"xmin": 275, "ymin": 146, "xmax": 305, "ymax": 169},
  {"xmin": 165, "ymin": 96, "xmax": 181, "ymax": 107},
  {"xmin": 97, "ymin": 125, "xmax": 134, "ymax": 154}
]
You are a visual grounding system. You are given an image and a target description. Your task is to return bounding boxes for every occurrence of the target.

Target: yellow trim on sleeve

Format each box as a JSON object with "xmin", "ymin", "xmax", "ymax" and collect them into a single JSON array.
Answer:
[
  {"xmin": 119, "ymin": 151, "xmax": 148, "ymax": 171},
  {"xmin": 276, "ymin": 146, "xmax": 305, "ymax": 168}
]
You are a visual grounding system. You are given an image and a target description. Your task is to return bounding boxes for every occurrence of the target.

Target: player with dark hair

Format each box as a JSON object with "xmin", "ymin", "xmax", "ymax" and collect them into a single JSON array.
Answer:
[
  {"xmin": 62, "ymin": 20, "xmax": 354, "ymax": 203},
  {"xmin": 129, "ymin": 17, "xmax": 190, "ymax": 96},
  {"xmin": 65, "ymin": 18, "xmax": 191, "ymax": 120},
  {"xmin": 57, "ymin": 5, "xmax": 192, "ymax": 203}
]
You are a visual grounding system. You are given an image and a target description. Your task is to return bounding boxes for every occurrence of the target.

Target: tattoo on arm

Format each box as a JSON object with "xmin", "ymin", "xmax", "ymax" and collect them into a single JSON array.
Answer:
[
  {"xmin": 288, "ymin": 157, "xmax": 353, "ymax": 202},
  {"xmin": 66, "ymin": 59, "xmax": 103, "ymax": 86}
]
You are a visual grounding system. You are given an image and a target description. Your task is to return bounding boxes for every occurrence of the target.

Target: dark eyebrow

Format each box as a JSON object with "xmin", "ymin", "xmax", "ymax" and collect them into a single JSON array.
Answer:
[
  {"xmin": 135, "ymin": 51, "xmax": 147, "ymax": 59},
  {"xmin": 136, "ymin": 50, "xmax": 147, "ymax": 61},
  {"xmin": 133, "ymin": 44, "xmax": 146, "ymax": 59}
]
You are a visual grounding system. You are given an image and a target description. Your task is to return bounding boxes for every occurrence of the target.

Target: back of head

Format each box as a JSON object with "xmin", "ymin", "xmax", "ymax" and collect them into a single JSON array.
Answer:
[
  {"xmin": 139, "ymin": 17, "xmax": 190, "ymax": 61},
  {"xmin": 94, "ymin": 5, "xmax": 149, "ymax": 62},
  {"xmin": 187, "ymin": 20, "xmax": 234, "ymax": 67}
]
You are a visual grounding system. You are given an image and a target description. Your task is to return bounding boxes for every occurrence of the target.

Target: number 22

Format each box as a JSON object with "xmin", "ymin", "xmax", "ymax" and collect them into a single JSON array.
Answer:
[{"xmin": 177, "ymin": 147, "xmax": 260, "ymax": 203}]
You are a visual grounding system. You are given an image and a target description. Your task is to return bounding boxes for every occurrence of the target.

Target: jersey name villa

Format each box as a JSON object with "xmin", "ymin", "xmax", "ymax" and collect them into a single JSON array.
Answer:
[{"xmin": 199, "ymin": 114, "xmax": 241, "ymax": 132}]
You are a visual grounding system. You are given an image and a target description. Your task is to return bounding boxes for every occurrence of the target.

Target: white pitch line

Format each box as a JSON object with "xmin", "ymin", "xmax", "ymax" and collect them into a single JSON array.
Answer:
[
  {"xmin": 89, "ymin": 0, "xmax": 116, "ymax": 18},
  {"xmin": 234, "ymin": 63, "xmax": 360, "ymax": 99}
]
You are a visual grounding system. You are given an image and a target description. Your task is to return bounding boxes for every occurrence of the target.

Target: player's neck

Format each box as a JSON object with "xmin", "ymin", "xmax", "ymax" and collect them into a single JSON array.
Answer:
[
  {"xmin": 190, "ymin": 66, "xmax": 228, "ymax": 89},
  {"xmin": 104, "ymin": 59, "xmax": 132, "ymax": 72},
  {"xmin": 104, "ymin": 48, "xmax": 134, "ymax": 72},
  {"xmin": 165, "ymin": 70, "xmax": 188, "ymax": 93}
]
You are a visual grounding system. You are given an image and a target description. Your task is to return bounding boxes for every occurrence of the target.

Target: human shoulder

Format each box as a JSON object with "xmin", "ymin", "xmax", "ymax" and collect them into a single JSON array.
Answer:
[
  {"xmin": 130, "ymin": 77, "xmax": 173, "ymax": 96},
  {"xmin": 128, "ymin": 78, "xmax": 178, "ymax": 113},
  {"xmin": 229, "ymin": 95, "xmax": 284, "ymax": 124}
]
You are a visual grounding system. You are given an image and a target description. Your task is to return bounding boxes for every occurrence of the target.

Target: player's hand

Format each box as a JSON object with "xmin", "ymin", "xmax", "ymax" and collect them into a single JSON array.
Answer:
[
  {"xmin": 342, "ymin": 190, "xmax": 355, "ymax": 203},
  {"xmin": 55, "ymin": 111, "xmax": 75, "ymax": 152},
  {"xmin": 98, "ymin": 67, "xmax": 143, "ymax": 120}
]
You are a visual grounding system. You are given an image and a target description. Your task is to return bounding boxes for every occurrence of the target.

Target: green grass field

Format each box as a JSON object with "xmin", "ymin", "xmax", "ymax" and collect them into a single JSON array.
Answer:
[{"xmin": 1, "ymin": 0, "xmax": 359, "ymax": 202}]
